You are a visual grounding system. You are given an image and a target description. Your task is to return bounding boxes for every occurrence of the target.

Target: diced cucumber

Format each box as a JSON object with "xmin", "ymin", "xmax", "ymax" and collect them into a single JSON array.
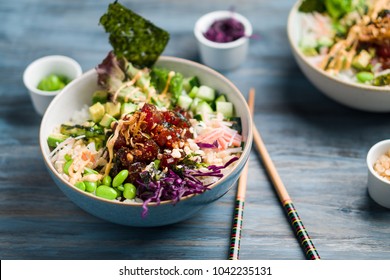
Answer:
[
  {"xmin": 196, "ymin": 100, "xmax": 214, "ymax": 116},
  {"xmin": 216, "ymin": 101, "xmax": 234, "ymax": 118},
  {"xmin": 215, "ymin": 94, "xmax": 227, "ymax": 102},
  {"xmin": 47, "ymin": 133, "xmax": 68, "ymax": 148},
  {"xmin": 120, "ymin": 102, "xmax": 137, "ymax": 116},
  {"xmin": 177, "ymin": 95, "xmax": 193, "ymax": 110},
  {"xmin": 190, "ymin": 97, "xmax": 201, "ymax": 113},
  {"xmin": 299, "ymin": 35, "xmax": 316, "ymax": 49},
  {"xmin": 117, "ymin": 86, "xmax": 137, "ymax": 103},
  {"xmin": 299, "ymin": 35, "xmax": 318, "ymax": 56},
  {"xmin": 189, "ymin": 86, "xmax": 199, "ymax": 98},
  {"xmin": 317, "ymin": 36, "xmax": 333, "ymax": 47},
  {"xmin": 104, "ymin": 102, "xmax": 121, "ymax": 118},
  {"xmin": 99, "ymin": 113, "xmax": 116, "ymax": 128},
  {"xmin": 183, "ymin": 76, "xmax": 200, "ymax": 92},
  {"xmin": 196, "ymin": 85, "xmax": 215, "ymax": 102},
  {"xmin": 89, "ymin": 102, "xmax": 105, "ymax": 123},
  {"xmin": 301, "ymin": 47, "xmax": 318, "ymax": 56},
  {"xmin": 92, "ymin": 90, "xmax": 108, "ymax": 104},
  {"xmin": 352, "ymin": 50, "xmax": 372, "ymax": 71}
]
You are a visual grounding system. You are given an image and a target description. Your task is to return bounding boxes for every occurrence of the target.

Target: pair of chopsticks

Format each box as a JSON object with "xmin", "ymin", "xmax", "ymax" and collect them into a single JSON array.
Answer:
[{"xmin": 228, "ymin": 88, "xmax": 320, "ymax": 260}]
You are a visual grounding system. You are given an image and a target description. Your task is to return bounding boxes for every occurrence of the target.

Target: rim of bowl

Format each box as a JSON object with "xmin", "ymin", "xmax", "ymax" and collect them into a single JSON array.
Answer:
[
  {"xmin": 367, "ymin": 139, "xmax": 390, "ymax": 185},
  {"xmin": 194, "ymin": 10, "xmax": 253, "ymax": 49},
  {"xmin": 23, "ymin": 55, "xmax": 82, "ymax": 96},
  {"xmin": 287, "ymin": 0, "xmax": 390, "ymax": 94},
  {"xmin": 40, "ymin": 56, "xmax": 253, "ymax": 208}
]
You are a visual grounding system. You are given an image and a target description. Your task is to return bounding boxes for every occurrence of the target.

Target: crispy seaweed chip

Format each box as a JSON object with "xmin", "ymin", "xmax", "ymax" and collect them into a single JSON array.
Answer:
[{"xmin": 99, "ymin": 1, "xmax": 170, "ymax": 68}]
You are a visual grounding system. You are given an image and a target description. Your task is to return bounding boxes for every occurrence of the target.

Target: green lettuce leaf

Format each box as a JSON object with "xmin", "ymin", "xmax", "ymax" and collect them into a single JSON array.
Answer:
[
  {"xmin": 299, "ymin": 0, "xmax": 326, "ymax": 13},
  {"xmin": 150, "ymin": 67, "xmax": 184, "ymax": 105}
]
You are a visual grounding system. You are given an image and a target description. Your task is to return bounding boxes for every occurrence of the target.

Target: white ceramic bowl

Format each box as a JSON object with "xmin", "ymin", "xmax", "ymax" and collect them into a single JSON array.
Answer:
[
  {"xmin": 287, "ymin": 1, "xmax": 390, "ymax": 112},
  {"xmin": 40, "ymin": 56, "xmax": 253, "ymax": 227},
  {"xmin": 194, "ymin": 10, "xmax": 252, "ymax": 71},
  {"xmin": 23, "ymin": 55, "xmax": 82, "ymax": 116},
  {"xmin": 367, "ymin": 139, "xmax": 390, "ymax": 209}
]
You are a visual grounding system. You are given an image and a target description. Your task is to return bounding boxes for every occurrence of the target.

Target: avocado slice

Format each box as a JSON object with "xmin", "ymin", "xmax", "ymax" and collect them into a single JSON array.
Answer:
[
  {"xmin": 89, "ymin": 102, "xmax": 105, "ymax": 122},
  {"xmin": 99, "ymin": 113, "xmax": 116, "ymax": 128},
  {"xmin": 104, "ymin": 102, "xmax": 121, "ymax": 118},
  {"xmin": 47, "ymin": 133, "xmax": 68, "ymax": 148}
]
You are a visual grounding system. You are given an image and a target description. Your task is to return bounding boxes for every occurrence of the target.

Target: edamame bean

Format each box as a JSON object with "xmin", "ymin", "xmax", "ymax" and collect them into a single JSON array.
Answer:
[
  {"xmin": 96, "ymin": 185, "xmax": 117, "ymax": 200},
  {"xmin": 123, "ymin": 183, "xmax": 136, "ymax": 199},
  {"xmin": 102, "ymin": 175, "xmax": 112, "ymax": 187},
  {"xmin": 64, "ymin": 154, "xmax": 72, "ymax": 161},
  {"xmin": 37, "ymin": 74, "xmax": 69, "ymax": 91},
  {"xmin": 115, "ymin": 190, "xmax": 123, "ymax": 198},
  {"xmin": 357, "ymin": 71, "xmax": 374, "ymax": 83},
  {"xmin": 84, "ymin": 167, "xmax": 98, "ymax": 175},
  {"xmin": 84, "ymin": 181, "xmax": 97, "ymax": 193},
  {"xmin": 63, "ymin": 160, "xmax": 73, "ymax": 175},
  {"xmin": 74, "ymin": 181, "xmax": 86, "ymax": 191},
  {"xmin": 116, "ymin": 185, "xmax": 124, "ymax": 192},
  {"xmin": 113, "ymin": 170, "xmax": 129, "ymax": 187}
]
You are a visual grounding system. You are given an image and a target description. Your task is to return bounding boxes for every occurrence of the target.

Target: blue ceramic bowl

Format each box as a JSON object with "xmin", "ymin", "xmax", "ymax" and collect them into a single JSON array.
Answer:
[{"xmin": 39, "ymin": 56, "xmax": 252, "ymax": 227}]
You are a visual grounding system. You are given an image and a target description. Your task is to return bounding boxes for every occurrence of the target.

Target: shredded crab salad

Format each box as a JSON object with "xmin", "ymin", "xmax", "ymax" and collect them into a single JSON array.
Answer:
[
  {"xmin": 48, "ymin": 52, "xmax": 244, "ymax": 217},
  {"xmin": 298, "ymin": 0, "xmax": 390, "ymax": 86}
]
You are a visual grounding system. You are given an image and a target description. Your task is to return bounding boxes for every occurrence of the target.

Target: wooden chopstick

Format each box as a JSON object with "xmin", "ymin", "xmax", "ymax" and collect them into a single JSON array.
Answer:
[
  {"xmin": 228, "ymin": 88, "xmax": 255, "ymax": 260},
  {"xmin": 252, "ymin": 115, "xmax": 321, "ymax": 260}
]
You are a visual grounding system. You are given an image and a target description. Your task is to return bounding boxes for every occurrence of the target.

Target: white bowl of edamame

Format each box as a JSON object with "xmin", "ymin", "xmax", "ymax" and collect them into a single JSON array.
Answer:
[{"xmin": 39, "ymin": 56, "xmax": 252, "ymax": 227}]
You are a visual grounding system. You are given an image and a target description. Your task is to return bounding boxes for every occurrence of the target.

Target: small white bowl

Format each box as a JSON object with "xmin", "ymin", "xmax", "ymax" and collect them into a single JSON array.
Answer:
[
  {"xmin": 367, "ymin": 139, "xmax": 390, "ymax": 209},
  {"xmin": 23, "ymin": 55, "xmax": 82, "ymax": 116},
  {"xmin": 287, "ymin": 1, "xmax": 390, "ymax": 112},
  {"xmin": 194, "ymin": 10, "xmax": 252, "ymax": 71}
]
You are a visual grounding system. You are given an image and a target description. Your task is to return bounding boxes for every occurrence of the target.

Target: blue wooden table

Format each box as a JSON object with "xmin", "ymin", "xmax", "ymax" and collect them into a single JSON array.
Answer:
[{"xmin": 1, "ymin": 0, "xmax": 390, "ymax": 260}]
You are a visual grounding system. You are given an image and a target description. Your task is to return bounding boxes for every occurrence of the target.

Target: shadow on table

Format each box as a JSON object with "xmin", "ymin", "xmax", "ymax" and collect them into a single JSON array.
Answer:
[{"xmin": 278, "ymin": 66, "xmax": 390, "ymax": 147}]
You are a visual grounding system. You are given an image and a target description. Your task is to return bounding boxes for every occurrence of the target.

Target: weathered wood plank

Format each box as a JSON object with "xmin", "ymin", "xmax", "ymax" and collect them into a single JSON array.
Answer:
[{"xmin": 1, "ymin": 0, "xmax": 390, "ymax": 260}]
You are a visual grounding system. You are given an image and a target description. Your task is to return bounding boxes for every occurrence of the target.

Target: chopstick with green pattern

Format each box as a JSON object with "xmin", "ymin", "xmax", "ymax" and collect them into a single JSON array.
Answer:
[
  {"xmin": 283, "ymin": 199, "xmax": 320, "ymax": 260},
  {"xmin": 252, "ymin": 124, "xmax": 320, "ymax": 260},
  {"xmin": 228, "ymin": 88, "xmax": 255, "ymax": 260}
]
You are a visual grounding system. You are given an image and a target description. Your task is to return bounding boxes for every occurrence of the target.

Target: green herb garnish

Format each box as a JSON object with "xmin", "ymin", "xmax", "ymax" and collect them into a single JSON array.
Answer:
[{"xmin": 99, "ymin": 1, "xmax": 170, "ymax": 68}]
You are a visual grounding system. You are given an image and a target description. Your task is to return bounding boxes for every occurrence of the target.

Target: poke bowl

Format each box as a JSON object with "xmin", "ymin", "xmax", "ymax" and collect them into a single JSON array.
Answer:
[
  {"xmin": 39, "ymin": 55, "xmax": 253, "ymax": 227},
  {"xmin": 287, "ymin": 0, "xmax": 390, "ymax": 112}
]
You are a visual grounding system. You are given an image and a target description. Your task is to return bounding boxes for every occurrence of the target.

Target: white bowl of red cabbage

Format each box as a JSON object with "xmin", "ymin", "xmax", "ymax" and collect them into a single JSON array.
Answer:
[
  {"xmin": 39, "ymin": 54, "xmax": 253, "ymax": 227},
  {"xmin": 194, "ymin": 10, "xmax": 252, "ymax": 71},
  {"xmin": 287, "ymin": 0, "xmax": 390, "ymax": 112}
]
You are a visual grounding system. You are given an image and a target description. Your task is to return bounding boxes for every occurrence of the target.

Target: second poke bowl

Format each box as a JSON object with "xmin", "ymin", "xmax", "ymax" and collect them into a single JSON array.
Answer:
[{"xmin": 287, "ymin": 0, "xmax": 390, "ymax": 112}]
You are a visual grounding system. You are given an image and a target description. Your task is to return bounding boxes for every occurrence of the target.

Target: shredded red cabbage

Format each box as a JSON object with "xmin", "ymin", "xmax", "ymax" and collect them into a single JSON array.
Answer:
[
  {"xmin": 136, "ymin": 156, "xmax": 239, "ymax": 217},
  {"xmin": 204, "ymin": 16, "xmax": 245, "ymax": 43},
  {"xmin": 196, "ymin": 141, "xmax": 218, "ymax": 149}
]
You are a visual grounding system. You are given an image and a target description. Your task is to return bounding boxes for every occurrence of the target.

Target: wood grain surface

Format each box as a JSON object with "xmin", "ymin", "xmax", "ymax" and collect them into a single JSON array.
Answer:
[{"xmin": 1, "ymin": 0, "xmax": 390, "ymax": 260}]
